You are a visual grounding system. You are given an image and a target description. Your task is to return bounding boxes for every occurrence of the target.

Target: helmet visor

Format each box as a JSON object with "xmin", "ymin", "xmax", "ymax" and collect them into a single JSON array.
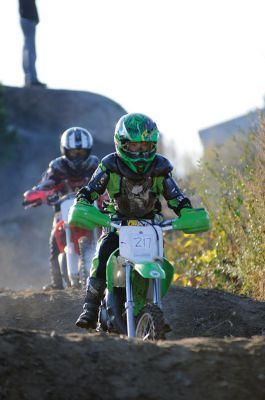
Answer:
[
  {"xmin": 66, "ymin": 148, "xmax": 89, "ymax": 160},
  {"xmin": 123, "ymin": 141, "xmax": 156, "ymax": 158}
]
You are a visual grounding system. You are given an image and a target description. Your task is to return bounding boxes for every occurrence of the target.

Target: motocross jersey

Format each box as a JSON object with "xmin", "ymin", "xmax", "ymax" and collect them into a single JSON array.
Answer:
[
  {"xmin": 80, "ymin": 152, "xmax": 191, "ymax": 218},
  {"xmin": 37, "ymin": 155, "xmax": 99, "ymax": 195}
]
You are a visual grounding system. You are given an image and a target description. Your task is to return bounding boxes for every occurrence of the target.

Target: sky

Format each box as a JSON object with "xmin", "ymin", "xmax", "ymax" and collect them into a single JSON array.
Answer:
[{"xmin": 1, "ymin": 0, "xmax": 265, "ymax": 172}]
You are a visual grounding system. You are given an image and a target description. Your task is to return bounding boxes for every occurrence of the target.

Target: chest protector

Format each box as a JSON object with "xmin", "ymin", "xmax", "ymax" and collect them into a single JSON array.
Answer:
[{"xmin": 114, "ymin": 176, "xmax": 156, "ymax": 217}]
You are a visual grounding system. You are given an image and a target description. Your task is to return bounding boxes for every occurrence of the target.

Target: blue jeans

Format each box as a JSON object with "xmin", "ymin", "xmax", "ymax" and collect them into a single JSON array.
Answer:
[{"xmin": 20, "ymin": 18, "xmax": 38, "ymax": 84}]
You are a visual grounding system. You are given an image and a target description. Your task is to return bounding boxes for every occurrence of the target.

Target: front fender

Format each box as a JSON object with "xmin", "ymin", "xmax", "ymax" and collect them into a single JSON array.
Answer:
[
  {"xmin": 134, "ymin": 258, "xmax": 174, "ymax": 298},
  {"xmin": 134, "ymin": 262, "xmax": 166, "ymax": 280},
  {"xmin": 107, "ymin": 254, "xmax": 175, "ymax": 299},
  {"xmin": 159, "ymin": 257, "xmax": 175, "ymax": 297}
]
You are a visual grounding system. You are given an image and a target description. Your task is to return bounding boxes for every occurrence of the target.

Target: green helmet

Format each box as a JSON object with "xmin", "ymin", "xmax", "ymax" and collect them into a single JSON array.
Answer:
[{"xmin": 114, "ymin": 113, "xmax": 160, "ymax": 173}]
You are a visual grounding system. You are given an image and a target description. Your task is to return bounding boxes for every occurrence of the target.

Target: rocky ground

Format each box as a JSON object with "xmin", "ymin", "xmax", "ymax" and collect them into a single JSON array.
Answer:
[{"xmin": 1, "ymin": 286, "xmax": 265, "ymax": 399}]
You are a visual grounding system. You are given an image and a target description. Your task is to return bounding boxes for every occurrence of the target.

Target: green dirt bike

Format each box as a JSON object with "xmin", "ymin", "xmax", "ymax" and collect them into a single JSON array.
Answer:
[{"xmin": 69, "ymin": 202, "xmax": 210, "ymax": 340}]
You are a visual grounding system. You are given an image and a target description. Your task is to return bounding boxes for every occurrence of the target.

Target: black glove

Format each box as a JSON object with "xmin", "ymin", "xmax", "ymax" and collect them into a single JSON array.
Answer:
[
  {"xmin": 174, "ymin": 197, "xmax": 192, "ymax": 216},
  {"xmin": 76, "ymin": 187, "xmax": 91, "ymax": 203},
  {"xmin": 46, "ymin": 193, "xmax": 59, "ymax": 205}
]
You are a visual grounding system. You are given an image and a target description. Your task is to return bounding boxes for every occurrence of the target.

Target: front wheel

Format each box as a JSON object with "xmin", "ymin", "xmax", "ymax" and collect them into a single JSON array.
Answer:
[{"xmin": 135, "ymin": 304, "xmax": 166, "ymax": 340}]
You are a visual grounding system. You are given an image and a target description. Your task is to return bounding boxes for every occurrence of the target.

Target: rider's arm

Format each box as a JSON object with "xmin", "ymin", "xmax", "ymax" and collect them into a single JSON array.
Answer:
[
  {"xmin": 153, "ymin": 155, "xmax": 192, "ymax": 216},
  {"xmin": 23, "ymin": 162, "xmax": 60, "ymax": 207},
  {"xmin": 24, "ymin": 160, "xmax": 64, "ymax": 206},
  {"xmin": 162, "ymin": 174, "xmax": 192, "ymax": 216},
  {"xmin": 76, "ymin": 162, "xmax": 110, "ymax": 203},
  {"xmin": 35, "ymin": 159, "xmax": 65, "ymax": 191}
]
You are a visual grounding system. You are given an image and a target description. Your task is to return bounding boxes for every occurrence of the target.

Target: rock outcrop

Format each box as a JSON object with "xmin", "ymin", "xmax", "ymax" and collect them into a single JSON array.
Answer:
[{"xmin": 0, "ymin": 86, "xmax": 126, "ymax": 289}]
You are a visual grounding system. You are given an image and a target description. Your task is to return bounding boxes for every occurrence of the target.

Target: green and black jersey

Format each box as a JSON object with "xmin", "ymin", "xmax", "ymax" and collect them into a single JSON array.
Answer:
[{"xmin": 82, "ymin": 152, "xmax": 191, "ymax": 218}]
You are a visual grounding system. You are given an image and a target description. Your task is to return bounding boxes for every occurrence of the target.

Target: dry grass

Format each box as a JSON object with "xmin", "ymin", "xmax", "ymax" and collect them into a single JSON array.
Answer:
[{"xmin": 165, "ymin": 118, "xmax": 265, "ymax": 299}]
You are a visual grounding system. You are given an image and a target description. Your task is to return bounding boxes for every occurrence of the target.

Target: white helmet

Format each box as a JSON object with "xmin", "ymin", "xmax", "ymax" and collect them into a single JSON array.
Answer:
[{"xmin": 60, "ymin": 127, "xmax": 93, "ymax": 170}]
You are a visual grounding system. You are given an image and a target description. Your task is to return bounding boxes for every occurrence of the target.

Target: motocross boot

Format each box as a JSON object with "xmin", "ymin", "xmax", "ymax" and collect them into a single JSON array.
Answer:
[
  {"xmin": 76, "ymin": 277, "xmax": 106, "ymax": 329},
  {"xmin": 43, "ymin": 258, "xmax": 64, "ymax": 291}
]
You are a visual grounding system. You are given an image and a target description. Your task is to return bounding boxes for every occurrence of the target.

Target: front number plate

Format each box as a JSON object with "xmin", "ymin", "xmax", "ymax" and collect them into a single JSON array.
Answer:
[{"xmin": 131, "ymin": 235, "xmax": 152, "ymax": 257}]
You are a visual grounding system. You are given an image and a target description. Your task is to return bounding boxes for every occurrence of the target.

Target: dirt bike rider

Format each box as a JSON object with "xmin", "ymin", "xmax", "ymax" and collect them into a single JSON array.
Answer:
[
  {"xmin": 24, "ymin": 127, "xmax": 99, "ymax": 290},
  {"xmin": 75, "ymin": 113, "xmax": 193, "ymax": 329}
]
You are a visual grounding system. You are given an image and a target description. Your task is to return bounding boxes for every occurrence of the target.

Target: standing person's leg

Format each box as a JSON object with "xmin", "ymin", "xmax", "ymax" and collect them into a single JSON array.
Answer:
[
  {"xmin": 20, "ymin": 18, "xmax": 37, "ymax": 85},
  {"xmin": 76, "ymin": 231, "xmax": 119, "ymax": 328}
]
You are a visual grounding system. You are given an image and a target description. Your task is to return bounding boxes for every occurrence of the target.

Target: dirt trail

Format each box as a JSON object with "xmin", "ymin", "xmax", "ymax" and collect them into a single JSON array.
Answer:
[
  {"xmin": 1, "ymin": 286, "xmax": 265, "ymax": 400},
  {"xmin": 1, "ymin": 286, "xmax": 264, "ymax": 338}
]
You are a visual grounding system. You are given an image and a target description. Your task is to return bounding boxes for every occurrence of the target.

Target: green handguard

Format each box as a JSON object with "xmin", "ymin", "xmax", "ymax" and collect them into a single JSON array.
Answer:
[
  {"xmin": 68, "ymin": 200, "xmax": 111, "ymax": 230},
  {"xmin": 172, "ymin": 208, "xmax": 210, "ymax": 234}
]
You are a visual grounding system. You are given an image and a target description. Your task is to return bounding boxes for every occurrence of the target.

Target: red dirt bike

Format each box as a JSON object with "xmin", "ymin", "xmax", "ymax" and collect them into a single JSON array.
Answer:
[{"xmin": 23, "ymin": 184, "xmax": 101, "ymax": 289}]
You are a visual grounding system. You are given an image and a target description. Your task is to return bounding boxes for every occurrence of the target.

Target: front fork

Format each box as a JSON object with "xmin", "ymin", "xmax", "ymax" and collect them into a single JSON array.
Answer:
[
  {"xmin": 153, "ymin": 278, "xmax": 162, "ymax": 309},
  {"xmin": 64, "ymin": 223, "xmax": 79, "ymax": 287},
  {"xmin": 125, "ymin": 261, "xmax": 135, "ymax": 338}
]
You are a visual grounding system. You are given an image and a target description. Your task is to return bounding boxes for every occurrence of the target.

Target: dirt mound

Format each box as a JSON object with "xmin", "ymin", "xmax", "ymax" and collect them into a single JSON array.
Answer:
[
  {"xmin": 1, "ymin": 328, "xmax": 265, "ymax": 400},
  {"xmin": 1, "ymin": 286, "xmax": 265, "ymax": 400},
  {"xmin": 1, "ymin": 286, "xmax": 264, "ymax": 338}
]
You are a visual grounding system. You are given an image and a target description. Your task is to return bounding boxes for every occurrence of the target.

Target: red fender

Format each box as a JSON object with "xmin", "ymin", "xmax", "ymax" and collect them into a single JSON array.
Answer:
[{"xmin": 70, "ymin": 226, "xmax": 94, "ymax": 254}]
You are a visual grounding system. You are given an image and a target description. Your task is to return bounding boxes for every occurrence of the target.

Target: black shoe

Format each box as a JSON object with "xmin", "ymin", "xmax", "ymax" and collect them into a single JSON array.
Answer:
[
  {"xmin": 75, "ymin": 311, "xmax": 98, "ymax": 329},
  {"xmin": 76, "ymin": 277, "xmax": 106, "ymax": 329},
  {"xmin": 25, "ymin": 80, "xmax": 47, "ymax": 88}
]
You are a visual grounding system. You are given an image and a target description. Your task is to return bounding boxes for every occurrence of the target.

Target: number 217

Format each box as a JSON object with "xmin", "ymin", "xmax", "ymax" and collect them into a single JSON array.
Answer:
[{"xmin": 133, "ymin": 237, "xmax": 151, "ymax": 248}]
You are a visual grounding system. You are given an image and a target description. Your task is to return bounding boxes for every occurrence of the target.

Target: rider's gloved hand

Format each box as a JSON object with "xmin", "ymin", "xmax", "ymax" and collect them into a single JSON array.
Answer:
[
  {"xmin": 76, "ymin": 187, "xmax": 91, "ymax": 203},
  {"xmin": 46, "ymin": 193, "xmax": 59, "ymax": 205},
  {"xmin": 174, "ymin": 197, "xmax": 192, "ymax": 216}
]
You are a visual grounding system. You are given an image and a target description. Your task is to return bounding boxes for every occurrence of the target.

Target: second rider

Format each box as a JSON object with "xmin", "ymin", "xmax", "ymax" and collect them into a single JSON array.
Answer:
[{"xmin": 24, "ymin": 127, "xmax": 98, "ymax": 289}]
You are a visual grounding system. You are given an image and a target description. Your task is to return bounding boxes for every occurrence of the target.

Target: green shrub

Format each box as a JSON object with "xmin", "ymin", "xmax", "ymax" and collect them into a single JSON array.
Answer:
[{"xmin": 165, "ymin": 120, "xmax": 265, "ymax": 299}]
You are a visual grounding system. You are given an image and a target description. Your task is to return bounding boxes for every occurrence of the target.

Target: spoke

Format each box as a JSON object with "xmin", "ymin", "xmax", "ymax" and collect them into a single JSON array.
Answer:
[
  {"xmin": 137, "ymin": 313, "xmax": 155, "ymax": 340},
  {"xmin": 136, "ymin": 305, "xmax": 164, "ymax": 341}
]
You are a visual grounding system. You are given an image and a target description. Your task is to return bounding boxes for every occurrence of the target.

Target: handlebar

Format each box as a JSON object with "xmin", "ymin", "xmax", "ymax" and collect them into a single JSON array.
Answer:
[
  {"xmin": 23, "ymin": 190, "xmax": 75, "ymax": 209},
  {"xmin": 54, "ymin": 192, "xmax": 76, "ymax": 205},
  {"xmin": 68, "ymin": 202, "xmax": 210, "ymax": 234},
  {"xmin": 22, "ymin": 199, "xmax": 43, "ymax": 209},
  {"xmin": 108, "ymin": 218, "xmax": 174, "ymax": 232}
]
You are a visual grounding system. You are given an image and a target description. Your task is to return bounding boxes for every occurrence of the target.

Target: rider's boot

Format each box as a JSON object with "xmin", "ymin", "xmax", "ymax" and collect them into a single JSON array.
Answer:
[{"xmin": 76, "ymin": 277, "xmax": 106, "ymax": 329}]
